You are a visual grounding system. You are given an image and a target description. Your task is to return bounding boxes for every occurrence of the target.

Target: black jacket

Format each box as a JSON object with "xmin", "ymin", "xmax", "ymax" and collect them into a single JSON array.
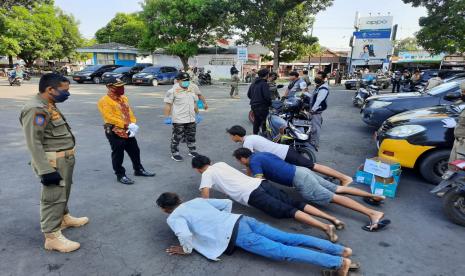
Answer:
[
  {"xmin": 230, "ymin": 66, "xmax": 239, "ymax": 75},
  {"xmin": 248, "ymin": 78, "xmax": 271, "ymax": 108}
]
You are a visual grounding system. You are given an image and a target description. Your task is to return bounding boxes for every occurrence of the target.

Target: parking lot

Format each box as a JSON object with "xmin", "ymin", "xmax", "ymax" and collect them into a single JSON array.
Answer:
[{"xmin": 0, "ymin": 79, "xmax": 464, "ymax": 276}]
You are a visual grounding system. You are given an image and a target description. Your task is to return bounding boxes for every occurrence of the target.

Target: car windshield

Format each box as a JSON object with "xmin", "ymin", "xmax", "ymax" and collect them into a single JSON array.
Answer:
[
  {"xmin": 113, "ymin": 67, "xmax": 131, "ymax": 73},
  {"xmin": 141, "ymin": 67, "xmax": 159, "ymax": 73},
  {"xmin": 427, "ymin": 82, "xmax": 459, "ymax": 96},
  {"xmin": 82, "ymin": 65, "xmax": 103, "ymax": 72}
]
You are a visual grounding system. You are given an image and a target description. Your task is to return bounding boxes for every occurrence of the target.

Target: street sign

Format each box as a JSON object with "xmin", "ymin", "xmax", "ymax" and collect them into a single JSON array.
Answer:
[{"xmin": 237, "ymin": 47, "xmax": 248, "ymax": 61}]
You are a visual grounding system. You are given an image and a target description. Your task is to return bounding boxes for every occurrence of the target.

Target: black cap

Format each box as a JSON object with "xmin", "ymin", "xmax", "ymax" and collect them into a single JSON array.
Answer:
[{"xmin": 176, "ymin": 72, "xmax": 190, "ymax": 81}]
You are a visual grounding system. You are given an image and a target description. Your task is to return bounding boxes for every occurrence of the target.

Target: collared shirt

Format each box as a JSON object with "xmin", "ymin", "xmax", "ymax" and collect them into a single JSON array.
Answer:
[
  {"xmin": 166, "ymin": 198, "xmax": 241, "ymax": 261},
  {"xmin": 287, "ymin": 78, "xmax": 307, "ymax": 97},
  {"xmin": 97, "ymin": 95, "xmax": 136, "ymax": 129},
  {"xmin": 164, "ymin": 83, "xmax": 198, "ymax": 124}
]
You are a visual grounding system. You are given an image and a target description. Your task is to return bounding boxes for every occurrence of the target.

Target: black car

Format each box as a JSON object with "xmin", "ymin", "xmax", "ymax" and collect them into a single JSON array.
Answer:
[
  {"xmin": 345, "ymin": 74, "xmax": 390, "ymax": 90},
  {"xmin": 132, "ymin": 66, "xmax": 178, "ymax": 86},
  {"xmin": 376, "ymin": 103, "xmax": 465, "ymax": 184},
  {"xmin": 102, "ymin": 63, "xmax": 153, "ymax": 84},
  {"xmin": 72, "ymin": 64, "xmax": 121, "ymax": 84},
  {"xmin": 421, "ymin": 69, "xmax": 465, "ymax": 83},
  {"xmin": 362, "ymin": 81, "xmax": 463, "ymax": 128}
]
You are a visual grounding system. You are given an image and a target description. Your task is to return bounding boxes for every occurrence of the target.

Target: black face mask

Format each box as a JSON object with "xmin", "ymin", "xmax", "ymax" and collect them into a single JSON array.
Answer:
[
  {"xmin": 461, "ymin": 95, "xmax": 465, "ymax": 101},
  {"xmin": 314, "ymin": 78, "xmax": 324, "ymax": 85}
]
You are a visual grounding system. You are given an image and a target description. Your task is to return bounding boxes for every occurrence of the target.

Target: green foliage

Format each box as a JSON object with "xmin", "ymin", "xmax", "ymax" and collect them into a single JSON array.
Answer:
[
  {"xmin": 393, "ymin": 37, "xmax": 421, "ymax": 55},
  {"xmin": 0, "ymin": 0, "xmax": 53, "ymax": 10},
  {"xmin": 141, "ymin": 0, "xmax": 235, "ymax": 69},
  {"xmin": 0, "ymin": 3, "xmax": 82, "ymax": 65},
  {"xmin": 95, "ymin": 13, "xmax": 145, "ymax": 47},
  {"xmin": 403, "ymin": 0, "xmax": 465, "ymax": 54}
]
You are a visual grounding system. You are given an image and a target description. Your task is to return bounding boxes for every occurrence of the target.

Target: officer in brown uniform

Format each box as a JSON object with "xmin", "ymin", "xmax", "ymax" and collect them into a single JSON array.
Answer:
[
  {"xmin": 20, "ymin": 73, "xmax": 88, "ymax": 253},
  {"xmin": 443, "ymin": 82, "xmax": 465, "ymax": 161}
]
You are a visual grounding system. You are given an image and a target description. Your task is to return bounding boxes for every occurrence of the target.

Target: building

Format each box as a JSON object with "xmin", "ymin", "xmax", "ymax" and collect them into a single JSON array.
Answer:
[
  {"xmin": 76, "ymin": 43, "xmax": 139, "ymax": 67},
  {"xmin": 391, "ymin": 51, "xmax": 445, "ymax": 70}
]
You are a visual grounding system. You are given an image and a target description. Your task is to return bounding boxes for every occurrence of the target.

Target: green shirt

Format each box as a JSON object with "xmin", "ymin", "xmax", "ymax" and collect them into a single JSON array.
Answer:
[{"xmin": 20, "ymin": 94, "xmax": 75, "ymax": 175}]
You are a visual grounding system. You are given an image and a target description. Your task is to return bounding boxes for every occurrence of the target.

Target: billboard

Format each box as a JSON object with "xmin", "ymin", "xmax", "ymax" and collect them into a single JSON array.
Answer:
[
  {"xmin": 351, "ymin": 39, "xmax": 393, "ymax": 65},
  {"xmin": 237, "ymin": 47, "xmax": 248, "ymax": 61},
  {"xmin": 353, "ymin": 30, "xmax": 391, "ymax": 39},
  {"xmin": 358, "ymin": 16, "xmax": 393, "ymax": 30}
]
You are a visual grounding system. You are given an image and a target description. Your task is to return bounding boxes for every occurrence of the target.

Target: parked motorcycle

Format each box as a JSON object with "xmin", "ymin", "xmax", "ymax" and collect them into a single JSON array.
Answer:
[
  {"xmin": 431, "ymin": 159, "xmax": 465, "ymax": 226},
  {"xmin": 352, "ymin": 84, "xmax": 380, "ymax": 107},
  {"xmin": 198, "ymin": 71, "xmax": 212, "ymax": 86}
]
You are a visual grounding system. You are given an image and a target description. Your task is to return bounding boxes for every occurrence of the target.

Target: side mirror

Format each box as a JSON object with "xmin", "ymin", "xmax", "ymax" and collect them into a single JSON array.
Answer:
[
  {"xmin": 277, "ymin": 84, "xmax": 284, "ymax": 89},
  {"xmin": 444, "ymin": 91, "xmax": 461, "ymax": 100}
]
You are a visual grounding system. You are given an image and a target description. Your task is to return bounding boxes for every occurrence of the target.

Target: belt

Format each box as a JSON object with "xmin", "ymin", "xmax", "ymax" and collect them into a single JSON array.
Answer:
[{"xmin": 46, "ymin": 148, "xmax": 75, "ymax": 158}]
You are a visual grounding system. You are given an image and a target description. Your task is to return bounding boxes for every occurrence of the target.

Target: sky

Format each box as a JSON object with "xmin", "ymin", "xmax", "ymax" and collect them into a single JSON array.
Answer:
[{"xmin": 55, "ymin": 0, "xmax": 427, "ymax": 50}]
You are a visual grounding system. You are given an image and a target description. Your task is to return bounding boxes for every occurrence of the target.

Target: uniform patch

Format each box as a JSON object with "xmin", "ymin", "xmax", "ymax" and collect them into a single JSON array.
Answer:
[{"xmin": 34, "ymin": 113, "xmax": 46, "ymax": 126}]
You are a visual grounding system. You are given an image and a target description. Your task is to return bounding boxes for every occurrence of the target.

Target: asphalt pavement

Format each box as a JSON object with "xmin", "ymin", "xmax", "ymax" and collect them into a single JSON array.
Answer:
[{"xmin": 0, "ymin": 79, "xmax": 463, "ymax": 276}]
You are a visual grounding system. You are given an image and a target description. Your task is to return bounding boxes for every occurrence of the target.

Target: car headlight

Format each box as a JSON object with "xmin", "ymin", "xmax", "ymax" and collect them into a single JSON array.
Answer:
[
  {"xmin": 386, "ymin": 125, "xmax": 426, "ymax": 137},
  {"xmin": 144, "ymin": 74, "xmax": 153, "ymax": 78},
  {"xmin": 370, "ymin": 101, "xmax": 392, "ymax": 109}
]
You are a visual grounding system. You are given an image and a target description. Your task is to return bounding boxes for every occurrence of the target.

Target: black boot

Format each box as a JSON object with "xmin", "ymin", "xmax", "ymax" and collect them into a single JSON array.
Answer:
[
  {"xmin": 134, "ymin": 168, "xmax": 156, "ymax": 177},
  {"xmin": 117, "ymin": 175, "xmax": 135, "ymax": 185}
]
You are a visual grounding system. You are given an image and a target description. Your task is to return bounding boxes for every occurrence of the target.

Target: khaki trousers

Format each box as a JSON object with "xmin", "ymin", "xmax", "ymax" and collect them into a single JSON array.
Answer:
[{"xmin": 449, "ymin": 138, "xmax": 465, "ymax": 162}]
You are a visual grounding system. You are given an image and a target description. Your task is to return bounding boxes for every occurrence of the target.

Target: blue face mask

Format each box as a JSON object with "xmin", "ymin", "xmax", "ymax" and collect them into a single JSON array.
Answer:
[
  {"xmin": 181, "ymin": 81, "xmax": 190, "ymax": 88},
  {"xmin": 52, "ymin": 89, "xmax": 70, "ymax": 103}
]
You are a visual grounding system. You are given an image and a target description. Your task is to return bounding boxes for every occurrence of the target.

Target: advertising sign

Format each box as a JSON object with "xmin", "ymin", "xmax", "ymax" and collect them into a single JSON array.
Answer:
[
  {"xmin": 398, "ymin": 51, "xmax": 445, "ymax": 62},
  {"xmin": 353, "ymin": 30, "xmax": 391, "ymax": 39},
  {"xmin": 351, "ymin": 39, "xmax": 393, "ymax": 64},
  {"xmin": 237, "ymin": 47, "xmax": 248, "ymax": 61},
  {"xmin": 358, "ymin": 16, "xmax": 393, "ymax": 30}
]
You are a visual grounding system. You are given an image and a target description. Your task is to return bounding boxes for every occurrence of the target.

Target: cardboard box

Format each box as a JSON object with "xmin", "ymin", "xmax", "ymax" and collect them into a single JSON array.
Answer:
[
  {"xmin": 354, "ymin": 165, "xmax": 373, "ymax": 185},
  {"xmin": 370, "ymin": 175, "xmax": 400, "ymax": 198},
  {"xmin": 364, "ymin": 157, "xmax": 401, "ymax": 178}
]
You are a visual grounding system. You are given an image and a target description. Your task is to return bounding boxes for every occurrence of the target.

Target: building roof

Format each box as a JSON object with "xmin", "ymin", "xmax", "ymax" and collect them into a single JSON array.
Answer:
[{"xmin": 76, "ymin": 43, "xmax": 139, "ymax": 54}]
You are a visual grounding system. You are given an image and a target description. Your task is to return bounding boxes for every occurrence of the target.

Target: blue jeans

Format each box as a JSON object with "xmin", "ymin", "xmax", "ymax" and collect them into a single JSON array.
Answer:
[{"xmin": 235, "ymin": 216, "xmax": 344, "ymax": 269}]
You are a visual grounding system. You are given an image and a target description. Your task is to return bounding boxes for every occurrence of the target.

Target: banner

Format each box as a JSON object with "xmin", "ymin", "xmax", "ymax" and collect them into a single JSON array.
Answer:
[{"xmin": 353, "ymin": 30, "xmax": 391, "ymax": 39}]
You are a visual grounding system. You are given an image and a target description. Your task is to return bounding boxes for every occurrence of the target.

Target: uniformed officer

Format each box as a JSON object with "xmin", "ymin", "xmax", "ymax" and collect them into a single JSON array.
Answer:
[
  {"xmin": 443, "ymin": 82, "xmax": 465, "ymax": 161},
  {"xmin": 97, "ymin": 79, "xmax": 155, "ymax": 185},
  {"xmin": 310, "ymin": 71, "xmax": 330, "ymax": 149},
  {"xmin": 20, "ymin": 73, "xmax": 88, "ymax": 253}
]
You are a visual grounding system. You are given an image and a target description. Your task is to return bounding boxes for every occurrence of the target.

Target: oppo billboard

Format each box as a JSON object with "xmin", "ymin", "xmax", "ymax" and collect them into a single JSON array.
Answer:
[{"xmin": 358, "ymin": 16, "xmax": 393, "ymax": 30}]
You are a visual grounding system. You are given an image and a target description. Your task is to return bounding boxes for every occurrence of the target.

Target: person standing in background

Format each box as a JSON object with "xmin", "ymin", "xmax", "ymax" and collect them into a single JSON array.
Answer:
[
  {"xmin": 247, "ymin": 68, "xmax": 271, "ymax": 134},
  {"xmin": 230, "ymin": 64, "xmax": 240, "ymax": 99},
  {"xmin": 310, "ymin": 71, "xmax": 330, "ymax": 149}
]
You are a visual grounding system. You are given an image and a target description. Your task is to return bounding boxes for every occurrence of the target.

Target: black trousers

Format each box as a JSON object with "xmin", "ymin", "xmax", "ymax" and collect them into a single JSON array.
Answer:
[
  {"xmin": 392, "ymin": 81, "xmax": 400, "ymax": 93},
  {"xmin": 252, "ymin": 106, "xmax": 269, "ymax": 135},
  {"xmin": 105, "ymin": 132, "xmax": 143, "ymax": 177}
]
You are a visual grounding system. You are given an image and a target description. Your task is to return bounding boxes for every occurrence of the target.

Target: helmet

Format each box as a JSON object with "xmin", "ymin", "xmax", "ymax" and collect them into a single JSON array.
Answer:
[{"xmin": 176, "ymin": 72, "xmax": 190, "ymax": 81}]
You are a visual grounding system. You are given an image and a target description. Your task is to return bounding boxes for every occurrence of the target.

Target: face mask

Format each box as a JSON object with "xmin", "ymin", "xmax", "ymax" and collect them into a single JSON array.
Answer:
[
  {"xmin": 181, "ymin": 81, "xmax": 190, "ymax": 88},
  {"xmin": 314, "ymin": 78, "xmax": 324, "ymax": 85},
  {"xmin": 461, "ymin": 94, "xmax": 465, "ymax": 101},
  {"xmin": 51, "ymin": 89, "xmax": 70, "ymax": 103},
  {"xmin": 113, "ymin": 86, "xmax": 125, "ymax": 96}
]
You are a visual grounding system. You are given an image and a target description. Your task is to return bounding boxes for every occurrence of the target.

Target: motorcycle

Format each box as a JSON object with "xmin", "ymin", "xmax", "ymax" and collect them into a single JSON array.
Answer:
[
  {"xmin": 8, "ymin": 72, "xmax": 23, "ymax": 86},
  {"xmin": 352, "ymin": 84, "xmax": 380, "ymax": 107},
  {"xmin": 198, "ymin": 71, "xmax": 212, "ymax": 86},
  {"xmin": 431, "ymin": 159, "xmax": 465, "ymax": 226}
]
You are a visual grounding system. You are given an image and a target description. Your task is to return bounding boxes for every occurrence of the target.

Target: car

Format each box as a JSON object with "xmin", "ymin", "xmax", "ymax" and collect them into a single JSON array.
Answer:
[
  {"xmin": 132, "ymin": 66, "xmax": 178, "ymax": 86},
  {"xmin": 361, "ymin": 81, "xmax": 463, "ymax": 128},
  {"xmin": 344, "ymin": 73, "xmax": 390, "ymax": 90},
  {"xmin": 421, "ymin": 69, "xmax": 465, "ymax": 83},
  {"xmin": 376, "ymin": 102, "xmax": 465, "ymax": 184},
  {"xmin": 101, "ymin": 63, "xmax": 153, "ymax": 84},
  {"xmin": 72, "ymin": 64, "xmax": 122, "ymax": 84}
]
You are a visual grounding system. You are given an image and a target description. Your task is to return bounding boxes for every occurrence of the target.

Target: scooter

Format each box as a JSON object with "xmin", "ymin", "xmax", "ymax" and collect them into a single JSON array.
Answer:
[
  {"xmin": 353, "ymin": 84, "xmax": 380, "ymax": 107},
  {"xmin": 8, "ymin": 72, "xmax": 23, "ymax": 86},
  {"xmin": 431, "ymin": 159, "xmax": 465, "ymax": 226}
]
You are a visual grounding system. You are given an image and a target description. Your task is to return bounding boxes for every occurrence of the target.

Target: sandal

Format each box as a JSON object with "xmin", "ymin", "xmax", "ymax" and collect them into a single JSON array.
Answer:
[
  {"xmin": 326, "ymin": 225, "xmax": 338, "ymax": 242},
  {"xmin": 362, "ymin": 219, "xmax": 391, "ymax": 232},
  {"xmin": 349, "ymin": 261, "xmax": 361, "ymax": 271},
  {"xmin": 332, "ymin": 220, "xmax": 346, "ymax": 230},
  {"xmin": 363, "ymin": 197, "xmax": 385, "ymax": 206}
]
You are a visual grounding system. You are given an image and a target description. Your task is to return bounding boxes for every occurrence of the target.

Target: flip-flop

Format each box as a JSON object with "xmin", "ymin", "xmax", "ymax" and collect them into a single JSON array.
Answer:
[
  {"xmin": 362, "ymin": 219, "xmax": 391, "ymax": 232},
  {"xmin": 349, "ymin": 261, "xmax": 361, "ymax": 271},
  {"xmin": 363, "ymin": 197, "xmax": 385, "ymax": 206},
  {"xmin": 332, "ymin": 221, "xmax": 346, "ymax": 230}
]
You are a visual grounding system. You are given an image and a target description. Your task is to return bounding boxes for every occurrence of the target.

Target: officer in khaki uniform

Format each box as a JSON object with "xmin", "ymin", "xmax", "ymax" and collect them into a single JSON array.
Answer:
[
  {"xmin": 20, "ymin": 73, "xmax": 88, "ymax": 253},
  {"xmin": 443, "ymin": 82, "xmax": 465, "ymax": 161}
]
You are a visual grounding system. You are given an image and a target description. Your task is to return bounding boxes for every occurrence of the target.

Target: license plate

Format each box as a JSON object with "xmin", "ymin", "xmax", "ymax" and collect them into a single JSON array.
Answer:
[
  {"xmin": 442, "ymin": 170, "xmax": 455, "ymax": 180},
  {"xmin": 136, "ymin": 80, "xmax": 142, "ymax": 83},
  {"xmin": 73, "ymin": 77, "xmax": 80, "ymax": 80}
]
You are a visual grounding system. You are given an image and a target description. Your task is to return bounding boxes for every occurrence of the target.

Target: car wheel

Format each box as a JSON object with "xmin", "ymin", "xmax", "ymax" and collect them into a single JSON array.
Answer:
[
  {"xmin": 442, "ymin": 189, "xmax": 465, "ymax": 227},
  {"xmin": 345, "ymin": 85, "xmax": 351, "ymax": 90},
  {"xmin": 121, "ymin": 76, "xmax": 130, "ymax": 84},
  {"xmin": 419, "ymin": 149, "xmax": 450, "ymax": 184},
  {"xmin": 296, "ymin": 146, "xmax": 317, "ymax": 164},
  {"xmin": 151, "ymin": 79, "xmax": 158, "ymax": 86},
  {"xmin": 76, "ymin": 81, "xmax": 84, "ymax": 84},
  {"xmin": 93, "ymin": 77, "xmax": 101, "ymax": 84}
]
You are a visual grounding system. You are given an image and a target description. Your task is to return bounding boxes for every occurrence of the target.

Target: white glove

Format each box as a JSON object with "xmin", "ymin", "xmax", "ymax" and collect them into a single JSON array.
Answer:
[
  {"xmin": 442, "ymin": 118, "xmax": 457, "ymax": 128},
  {"xmin": 127, "ymin": 123, "xmax": 139, "ymax": 137}
]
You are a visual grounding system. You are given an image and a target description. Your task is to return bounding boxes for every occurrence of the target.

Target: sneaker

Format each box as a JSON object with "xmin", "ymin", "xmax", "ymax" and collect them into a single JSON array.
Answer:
[
  {"xmin": 171, "ymin": 154, "xmax": 183, "ymax": 162},
  {"xmin": 117, "ymin": 175, "xmax": 135, "ymax": 185},
  {"xmin": 188, "ymin": 151, "xmax": 199, "ymax": 157}
]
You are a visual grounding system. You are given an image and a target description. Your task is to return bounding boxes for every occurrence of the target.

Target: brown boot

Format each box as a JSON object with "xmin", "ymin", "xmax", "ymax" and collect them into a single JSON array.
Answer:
[
  {"xmin": 44, "ymin": 230, "xmax": 80, "ymax": 252},
  {"xmin": 61, "ymin": 214, "xmax": 89, "ymax": 230}
]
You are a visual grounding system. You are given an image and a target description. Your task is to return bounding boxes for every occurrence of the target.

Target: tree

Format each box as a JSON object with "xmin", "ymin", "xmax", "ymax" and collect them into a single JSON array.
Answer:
[
  {"xmin": 0, "ymin": 0, "xmax": 53, "ymax": 10},
  {"xmin": 403, "ymin": 0, "xmax": 465, "ymax": 54},
  {"xmin": 141, "ymin": 0, "xmax": 235, "ymax": 70},
  {"xmin": 95, "ymin": 13, "xmax": 145, "ymax": 47},
  {"xmin": 53, "ymin": 10, "xmax": 83, "ymax": 61},
  {"xmin": 393, "ymin": 37, "xmax": 420, "ymax": 55},
  {"xmin": 234, "ymin": 0, "xmax": 332, "ymax": 71}
]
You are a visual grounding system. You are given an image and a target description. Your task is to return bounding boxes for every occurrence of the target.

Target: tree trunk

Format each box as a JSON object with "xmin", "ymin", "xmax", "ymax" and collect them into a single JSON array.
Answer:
[
  {"xmin": 8, "ymin": 55, "xmax": 13, "ymax": 68},
  {"xmin": 180, "ymin": 56, "xmax": 189, "ymax": 71},
  {"xmin": 273, "ymin": 17, "xmax": 285, "ymax": 73}
]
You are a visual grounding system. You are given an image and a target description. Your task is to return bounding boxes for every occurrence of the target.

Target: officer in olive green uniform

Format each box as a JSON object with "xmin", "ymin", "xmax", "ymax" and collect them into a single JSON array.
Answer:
[
  {"xmin": 20, "ymin": 73, "xmax": 88, "ymax": 253},
  {"xmin": 444, "ymin": 82, "xmax": 465, "ymax": 161}
]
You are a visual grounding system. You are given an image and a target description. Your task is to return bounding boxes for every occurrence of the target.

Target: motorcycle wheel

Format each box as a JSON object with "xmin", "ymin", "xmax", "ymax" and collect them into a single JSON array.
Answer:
[
  {"xmin": 248, "ymin": 110, "xmax": 255, "ymax": 124},
  {"xmin": 296, "ymin": 146, "xmax": 317, "ymax": 164},
  {"xmin": 442, "ymin": 189, "xmax": 465, "ymax": 227}
]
